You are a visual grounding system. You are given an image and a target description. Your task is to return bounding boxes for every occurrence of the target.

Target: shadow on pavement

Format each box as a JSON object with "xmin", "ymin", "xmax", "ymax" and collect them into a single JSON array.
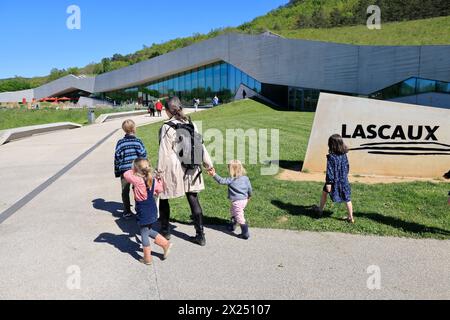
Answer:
[
  {"xmin": 271, "ymin": 200, "xmax": 333, "ymax": 219},
  {"xmin": 170, "ymin": 216, "xmax": 234, "ymax": 237},
  {"xmin": 92, "ymin": 199, "xmax": 123, "ymax": 218},
  {"xmin": 92, "ymin": 198, "xmax": 164, "ymax": 262},
  {"xmin": 94, "ymin": 233, "xmax": 142, "ymax": 261}
]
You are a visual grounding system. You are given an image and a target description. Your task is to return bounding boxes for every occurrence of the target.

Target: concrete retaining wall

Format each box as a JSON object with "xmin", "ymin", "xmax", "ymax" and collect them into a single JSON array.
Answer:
[
  {"xmin": 0, "ymin": 122, "xmax": 82, "ymax": 145},
  {"xmin": 95, "ymin": 110, "xmax": 148, "ymax": 124}
]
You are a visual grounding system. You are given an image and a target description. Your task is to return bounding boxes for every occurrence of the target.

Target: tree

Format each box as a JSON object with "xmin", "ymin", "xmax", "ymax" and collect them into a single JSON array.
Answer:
[
  {"xmin": 67, "ymin": 67, "xmax": 80, "ymax": 76},
  {"xmin": 101, "ymin": 58, "xmax": 111, "ymax": 73}
]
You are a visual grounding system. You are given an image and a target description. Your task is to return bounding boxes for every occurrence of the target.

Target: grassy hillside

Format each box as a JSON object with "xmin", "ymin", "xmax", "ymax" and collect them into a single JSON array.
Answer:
[
  {"xmin": 137, "ymin": 100, "xmax": 450, "ymax": 240},
  {"xmin": 280, "ymin": 15, "xmax": 450, "ymax": 45},
  {"xmin": 243, "ymin": 0, "xmax": 450, "ymax": 30},
  {"xmin": 2, "ymin": 0, "xmax": 449, "ymax": 92}
]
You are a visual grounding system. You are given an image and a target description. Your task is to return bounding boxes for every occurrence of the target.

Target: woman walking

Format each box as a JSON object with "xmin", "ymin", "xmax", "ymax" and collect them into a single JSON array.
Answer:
[{"xmin": 157, "ymin": 97, "xmax": 214, "ymax": 246}]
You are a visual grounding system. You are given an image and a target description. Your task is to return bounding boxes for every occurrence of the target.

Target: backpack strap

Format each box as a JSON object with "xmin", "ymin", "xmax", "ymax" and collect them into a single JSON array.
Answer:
[
  {"xmin": 183, "ymin": 167, "xmax": 203, "ymax": 184},
  {"xmin": 159, "ymin": 121, "xmax": 178, "ymax": 145},
  {"xmin": 194, "ymin": 168, "xmax": 202, "ymax": 184}
]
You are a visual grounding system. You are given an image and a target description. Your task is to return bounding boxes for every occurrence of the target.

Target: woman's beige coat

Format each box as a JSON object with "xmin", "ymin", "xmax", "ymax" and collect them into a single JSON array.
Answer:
[{"xmin": 157, "ymin": 118, "xmax": 213, "ymax": 200}]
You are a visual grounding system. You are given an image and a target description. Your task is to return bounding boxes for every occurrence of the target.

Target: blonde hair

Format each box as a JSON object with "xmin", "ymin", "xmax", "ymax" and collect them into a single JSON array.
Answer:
[
  {"xmin": 228, "ymin": 160, "xmax": 246, "ymax": 178},
  {"xmin": 133, "ymin": 158, "xmax": 153, "ymax": 186},
  {"xmin": 122, "ymin": 119, "xmax": 136, "ymax": 134}
]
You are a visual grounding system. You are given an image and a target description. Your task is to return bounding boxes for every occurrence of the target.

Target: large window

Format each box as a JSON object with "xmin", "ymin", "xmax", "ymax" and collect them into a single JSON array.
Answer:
[
  {"xmin": 228, "ymin": 65, "xmax": 236, "ymax": 93},
  {"xmin": 103, "ymin": 61, "xmax": 261, "ymax": 106},
  {"xmin": 437, "ymin": 81, "xmax": 450, "ymax": 93},
  {"xmin": 213, "ymin": 63, "xmax": 221, "ymax": 92},
  {"xmin": 288, "ymin": 87, "xmax": 320, "ymax": 111},
  {"xmin": 220, "ymin": 63, "xmax": 228, "ymax": 91},
  {"xmin": 370, "ymin": 77, "xmax": 450, "ymax": 100},
  {"xmin": 198, "ymin": 67, "xmax": 205, "ymax": 90},
  {"xmin": 205, "ymin": 66, "xmax": 213, "ymax": 93},
  {"xmin": 417, "ymin": 78, "xmax": 435, "ymax": 94}
]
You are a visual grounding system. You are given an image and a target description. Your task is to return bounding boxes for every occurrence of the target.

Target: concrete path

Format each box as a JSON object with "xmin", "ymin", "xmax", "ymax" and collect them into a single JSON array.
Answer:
[{"xmin": 0, "ymin": 111, "xmax": 449, "ymax": 300}]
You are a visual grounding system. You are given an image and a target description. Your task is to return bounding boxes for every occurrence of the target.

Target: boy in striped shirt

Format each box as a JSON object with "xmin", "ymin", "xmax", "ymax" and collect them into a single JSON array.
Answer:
[{"xmin": 114, "ymin": 120, "xmax": 148, "ymax": 219}]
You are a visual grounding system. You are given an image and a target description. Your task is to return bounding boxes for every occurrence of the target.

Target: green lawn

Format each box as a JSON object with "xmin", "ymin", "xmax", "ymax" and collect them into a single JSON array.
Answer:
[
  {"xmin": 280, "ymin": 16, "xmax": 450, "ymax": 45},
  {"xmin": 137, "ymin": 100, "xmax": 450, "ymax": 240},
  {"xmin": 0, "ymin": 107, "xmax": 135, "ymax": 130}
]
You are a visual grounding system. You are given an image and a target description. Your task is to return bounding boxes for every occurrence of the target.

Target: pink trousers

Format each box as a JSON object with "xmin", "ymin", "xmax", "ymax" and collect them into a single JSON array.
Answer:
[{"xmin": 230, "ymin": 199, "xmax": 248, "ymax": 225}]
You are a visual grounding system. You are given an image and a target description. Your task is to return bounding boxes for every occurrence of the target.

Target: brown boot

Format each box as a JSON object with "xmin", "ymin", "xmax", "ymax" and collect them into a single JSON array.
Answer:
[
  {"xmin": 140, "ymin": 246, "xmax": 152, "ymax": 265},
  {"xmin": 155, "ymin": 235, "xmax": 173, "ymax": 260}
]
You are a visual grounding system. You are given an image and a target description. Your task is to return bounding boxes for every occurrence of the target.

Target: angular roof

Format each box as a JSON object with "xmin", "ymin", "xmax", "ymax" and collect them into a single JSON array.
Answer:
[{"xmin": 1, "ymin": 33, "xmax": 449, "ymax": 103}]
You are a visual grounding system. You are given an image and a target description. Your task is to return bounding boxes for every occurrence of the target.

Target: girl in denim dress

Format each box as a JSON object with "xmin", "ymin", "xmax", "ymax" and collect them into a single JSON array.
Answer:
[{"xmin": 316, "ymin": 134, "xmax": 354, "ymax": 224}]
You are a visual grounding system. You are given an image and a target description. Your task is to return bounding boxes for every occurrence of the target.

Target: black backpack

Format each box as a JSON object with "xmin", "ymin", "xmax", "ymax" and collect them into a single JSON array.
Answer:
[{"xmin": 159, "ymin": 119, "xmax": 204, "ymax": 183}]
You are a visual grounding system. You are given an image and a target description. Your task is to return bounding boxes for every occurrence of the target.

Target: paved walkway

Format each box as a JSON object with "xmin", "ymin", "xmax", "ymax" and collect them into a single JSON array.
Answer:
[{"xmin": 0, "ymin": 112, "xmax": 449, "ymax": 300}]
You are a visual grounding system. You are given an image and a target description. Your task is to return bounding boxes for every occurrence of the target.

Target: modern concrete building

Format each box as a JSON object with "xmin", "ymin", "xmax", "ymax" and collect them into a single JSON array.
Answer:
[{"xmin": 1, "ymin": 33, "xmax": 449, "ymax": 110}]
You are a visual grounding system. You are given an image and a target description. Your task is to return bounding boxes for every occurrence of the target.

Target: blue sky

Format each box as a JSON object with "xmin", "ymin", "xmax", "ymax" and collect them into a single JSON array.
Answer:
[{"xmin": 0, "ymin": 0, "xmax": 287, "ymax": 79}]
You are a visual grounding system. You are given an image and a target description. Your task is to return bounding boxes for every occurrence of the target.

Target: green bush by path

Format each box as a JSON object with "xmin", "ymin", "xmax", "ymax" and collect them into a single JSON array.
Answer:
[
  {"xmin": 137, "ymin": 100, "xmax": 450, "ymax": 240},
  {"xmin": 0, "ymin": 107, "xmax": 134, "ymax": 130}
]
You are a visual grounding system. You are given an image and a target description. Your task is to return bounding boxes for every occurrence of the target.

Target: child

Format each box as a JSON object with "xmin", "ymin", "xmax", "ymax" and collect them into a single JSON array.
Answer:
[
  {"xmin": 114, "ymin": 119, "xmax": 148, "ymax": 219},
  {"xmin": 124, "ymin": 158, "xmax": 172, "ymax": 265},
  {"xmin": 208, "ymin": 160, "xmax": 252, "ymax": 239},
  {"xmin": 316, "ymin": 134, "xmax": 354, "ymax": 223}
]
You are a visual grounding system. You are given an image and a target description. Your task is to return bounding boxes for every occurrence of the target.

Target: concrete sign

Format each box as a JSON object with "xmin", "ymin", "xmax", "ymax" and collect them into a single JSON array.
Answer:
[{"xmin": 303, "ymin": 93, "xmax": 450, "ymax": 178}]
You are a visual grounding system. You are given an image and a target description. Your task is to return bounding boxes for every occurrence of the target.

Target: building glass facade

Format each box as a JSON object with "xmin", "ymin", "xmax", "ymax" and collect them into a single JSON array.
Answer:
[
  {"xmin": 370, "ymin": 77, "xmax": 450, "ymax": 100},
  {"xmin": 102, "ymin": 61, "xmax": 261, "ymax": 106},
  {"xmin": 288, "ymin": 87, "xmax": 321, "ymax": 111}
]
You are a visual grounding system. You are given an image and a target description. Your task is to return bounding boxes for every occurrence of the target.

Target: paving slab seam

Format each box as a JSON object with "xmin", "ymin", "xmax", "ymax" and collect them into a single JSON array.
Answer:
[
  {"xmin": 152, "ymin": 263, "xmax": 162, "ymax": 300},
  {"xmin": 0, "ymin": 129, "xmax": 119, "ymax": 224}
]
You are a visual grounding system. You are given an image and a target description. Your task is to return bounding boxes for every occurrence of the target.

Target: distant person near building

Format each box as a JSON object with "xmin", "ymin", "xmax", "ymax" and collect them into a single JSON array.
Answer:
[
  {"xmin": 155, "ymin": 99, "xmax": 163, "ymax": 117},
  {"xmin": 212, "ymin": 95, "xmax": 219, "ymax": 107},
  {"xmin": 243, "ymin": 90, "xmax": 247, "ymax": 99},
  {"xmin": 193, "ymin": 98, "xmax": 200, "ymax": 112},
  {"xmin": 148, "ymin": 102, "xmax": 156, "ymax": 117}
]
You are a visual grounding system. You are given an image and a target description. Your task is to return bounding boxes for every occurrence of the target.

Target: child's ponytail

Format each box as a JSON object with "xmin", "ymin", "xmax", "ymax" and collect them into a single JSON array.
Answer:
[
  {"xmin": 141, "ymin": 166, "xmax": 153, "ymax": 187},
  {"xmin": 133, "ymin": 158, "xmax": 153, "ymax": 186}
]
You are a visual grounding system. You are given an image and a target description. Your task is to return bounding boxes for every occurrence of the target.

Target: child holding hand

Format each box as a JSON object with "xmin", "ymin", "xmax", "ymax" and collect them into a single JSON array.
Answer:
[
  {"xmin": 209, "ymin": 160, "xmax": 252, "ymax": 239},
  {"xmin": 124, "ymin": 158, "xmax": 172, "ymax": 265}
]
